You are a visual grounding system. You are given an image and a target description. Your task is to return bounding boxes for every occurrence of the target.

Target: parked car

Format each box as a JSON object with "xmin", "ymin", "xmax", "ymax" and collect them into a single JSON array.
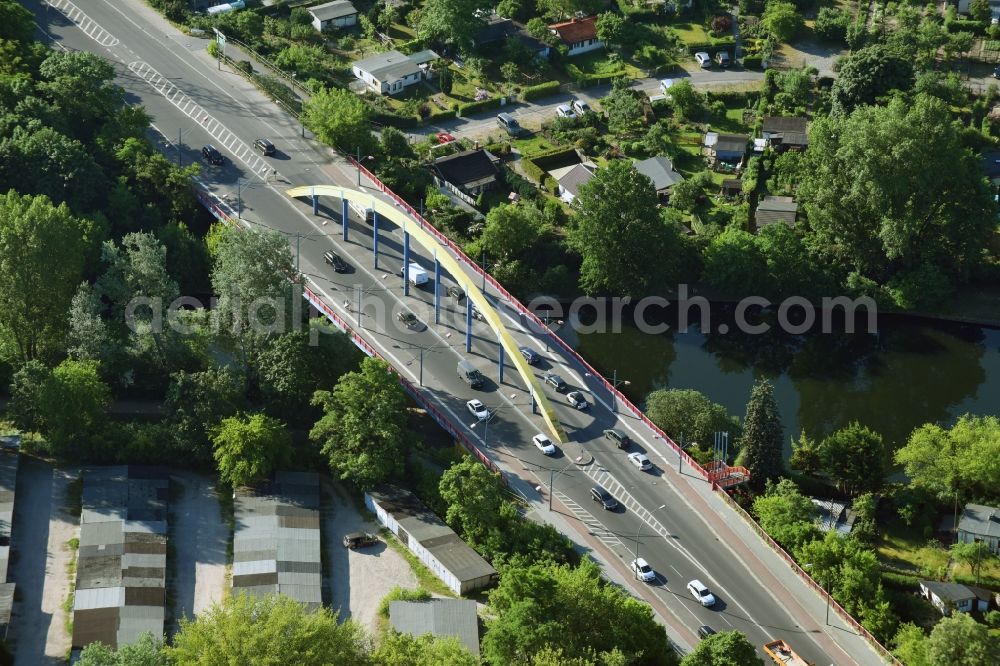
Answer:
[
  {"xmin": 253, "ymin": 138, "xmax": 276, "ymax": 156},
  {"xmin": 532, "ymin": 433, "xmax": 556, "ymax": 455},
  {"xmin": 555, "ymin": 104, "xmax": 576, "ymax": 119},
  {"xmin": 659, "ymin": 78, "xmax": 674, "ymax": 97},
  {"xmin": 993, "ymin": 64, "xmax": 1000, "ymax": 80},
  {"xmin": 631, "ymin": 557, "xmax": 656, "ymax": 582},
  {"xmin": 566, "ymin": 391, "xmax": 588, "ymax": 410},
  {"xmin": 687, "ymin": 579, "xmax": 717, "ymax": 607},
  {"xmin": 343, "ymin": 532, "xmax": 378, "ymax": 549},
  {"xmin": 497, "ymin": 112, "xmax": 523, "ymax": 137},
  {"xmin": 628, "ymin": 452, "xmax": 652, "ymax": 471},
  {"xmin": 716, "ymin": 51, "xmax": 730, "ymax": 68},
  {"xmin": 436, "ymin": 131, "xmax": 456, "ymax": 144},
  {"xmin": 695, "ymin": 52, "xmax": 711, "ymax": 68},
  {"xmin": 544, "ymin": 373, "xmax": 567, "ymax": 392},
  {"xmin": 697, "ymin": 625, "xmax": 717, "ymax": 639},
  {"xmin": 323, "ymin": 250, "xmax": 348, "ymax": 273},
  {"xmin": 396, "ymin": 311, "xmax": 425, "ymax": 331},
  {"xmin": 590, "ymin": 485, "xmax": 618, "ymax": 510},
  {"xmin": 571, "ymin": 99, "xmax": 591, "ymax": 115},
  {"xmin": 467, "ymin": 399, "xmax": 489, "ymax": 421},
  {"xmin": 519, "ymin": 346, "xmax": 539, "ymax": 365},
  {"xmin": 202, "ymin": 144, "xmax": 225, "ymax": 165},
  {"xmin": 604, "ymin": 428, "xmax": 631, "ymax": 449}
]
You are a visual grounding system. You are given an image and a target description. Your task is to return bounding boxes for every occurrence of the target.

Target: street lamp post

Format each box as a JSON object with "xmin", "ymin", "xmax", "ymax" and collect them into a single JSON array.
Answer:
[
  {"xmin": 805, "ymin": 564, "xmax": 832, "ymax": 625},
  {"xmin": 542, "ymin": 317, "xmax": 563, "ymax": 353},
  {"xmin": 470, "ymin": 404, "xmax": 500, "ymax": 448},
  {"xmin": 357, "ymin": 149, "xmax": 374, "ymax": 186},
  {"xmin": 609, "ymin": 369, "xmax": 631, "ymax": 413},
  {"xmin": 395, "ymin": 342, "xmax": 446, "ymax": 387},
  {"xmin": 548, "ymin": 459, "xmax": 578, "ymax": 511},
  {"xmin": 634, "ymin": 504, "xmax": 667, "ymax": 561}
]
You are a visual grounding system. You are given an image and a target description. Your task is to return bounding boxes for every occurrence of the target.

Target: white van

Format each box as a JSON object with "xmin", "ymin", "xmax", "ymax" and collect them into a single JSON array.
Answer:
[{"xmin": 399, "ymin": 262, "xmax": 428, "ymax": 286}]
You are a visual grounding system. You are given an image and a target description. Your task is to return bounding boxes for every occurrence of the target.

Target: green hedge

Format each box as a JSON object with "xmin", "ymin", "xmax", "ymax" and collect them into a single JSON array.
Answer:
[
  {"xmin": 522, "ymin": 80, "xmax": 562, "ymax": 102},
  {"xmin": 521, "ymin": 145, "xmax": 580, "ymax": 182},
  {"xmin": 880, "ymin": 571, "xmax": 921, "ymax": 591},
  {"xmin": 565, "ymin": 63, "xmax": 626, "ymax": 88},
  {"xmin": 430, "ymin": 109, "xmax": 457, "ymax": 122},
  {"xmin": 946, "ymin": 19, "xmax": 986, "ymax": 34},
  {"xmin": 742, "ymin": 55, "xmax": 764, "ymax": 70},
  {"xmin": 705, "ymin": 90, "xmax": 756, "ymax": 105},
  {"xmin": 372, "ymin": 112, "xmax": 420, "ymax": 129},
  {"xmin": 687, "ymin": 38, "xmax": 736, "ymax": 55},
  {"xmin": 457, "ymin": 97, "xmax": 506, "ymax": 117}
]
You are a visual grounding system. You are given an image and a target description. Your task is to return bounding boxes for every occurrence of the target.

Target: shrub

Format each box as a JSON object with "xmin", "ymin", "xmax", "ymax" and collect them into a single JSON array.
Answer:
[
  {"xmin": 457, "ymin": 97, "xmax": 505, "ymax": 117},
  {"xmin": 711, "ymin": 15, "xmax": 732, "ymax": 36},
  {"xmin": 376, "ymin": 586, "xmax": 431, "ymax": 618},
  {"xmin": 814, "ymin": 7, "xmax": 851, "ymax": 44},
  {"xmin": 522, "ymin": 80, "xmax": 562, "ymax": 101},
  {"xmin": 743, "ymin": 55, "xmax": 764, "ymax": 70},
  {"xmin": 946, "ymin": 19, "xmax": 987, "ymax": 34},
  {"xmin": 235, "ymin": 60, "xmax": 253, "ymax": 75}
]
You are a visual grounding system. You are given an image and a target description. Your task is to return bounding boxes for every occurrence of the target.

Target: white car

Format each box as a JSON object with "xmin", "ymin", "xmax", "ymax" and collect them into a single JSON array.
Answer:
[
  {"xmin": 631, "ymin": 558, "xmax": 656, "ymax": 582},
  {"xmin": 555, "ymin": 104, "xmax": 576, "ymax": 119},
  {"xmin": 466, "ymin": 399, "xmax": 489, "ymax": 421},
  {"xmin": 628, "ymin": 452, "xmax": 652, "ymax": 471},
  {"xmin": 571, "ymin": 99, "xmax": 591, "ymax": 115},
  {"xmin": 695, "ymin": 52, "xmax": 711, "ymax": 68},
  {"xmin": 566, "ymin": 391, "xmax": 588, "ymax": 410},
  {"xmin": 659, "ymin": 78, "xmax": 673, "ymax": 96},
  {"xmin": 687, "ymin": 579, "xmax": 717, "ymax": 607},
  {"xmin": 532, "ymin": 433, "xmax": 556, "ymax": 455}
]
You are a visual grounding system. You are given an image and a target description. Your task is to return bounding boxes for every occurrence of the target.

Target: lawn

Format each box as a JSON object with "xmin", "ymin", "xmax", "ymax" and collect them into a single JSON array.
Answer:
[
  {"xmin": 706, "ymin": 103, "xmax": 754, "ymax": 134},
  {"xmin": 877, "ymin": 521, "xmax": 950, "ymax": 578},
  {"xmin": 566, "ymin": 51, "xmax": 645, "ymax": 80},
  {"xmin": 512, "ymin": 135, "xmax": 565, "ymax": 156},
  {"xmin": 670, "ymin": 21, "xmax": 711, "ymax": 45}
]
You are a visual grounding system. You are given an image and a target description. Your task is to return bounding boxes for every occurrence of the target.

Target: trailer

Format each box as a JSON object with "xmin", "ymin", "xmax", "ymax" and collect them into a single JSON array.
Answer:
[{"xmin": 763, "ymin": 640, "xmax": 813, "ymax": 666}]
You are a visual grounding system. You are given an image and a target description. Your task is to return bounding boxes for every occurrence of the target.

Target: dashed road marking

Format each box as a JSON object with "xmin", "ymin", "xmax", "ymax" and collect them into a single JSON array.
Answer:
[
  {"xmin": 554, "ymin": 490, "xmax": 622, "ymax": 549},
  {"xmin": 45, "ymin": 0, "xmax": 119, "ymax": 46}
]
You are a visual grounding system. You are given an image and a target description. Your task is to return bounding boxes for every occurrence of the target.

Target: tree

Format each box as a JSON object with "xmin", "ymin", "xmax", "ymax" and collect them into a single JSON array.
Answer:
[
  {"xmin": 37, "ymin": 359, "xmax": 112, "ymax": 457},
  {"xmin": 669, "ymin": 170, "xmax": 711, "ymax": 213},
  {"xmin": 818, "ymin": 422, "xmax": 887, "ymax": 495},
  {"xmin": 926, "ymin": 612, "xmax": 1000, "ymax": 665},
  {"xmin": 67, "ymin": 283, "xmax": 121, "ymax": 374},
  {"xmin": 601, "ymin": 83, "xmax": 645, "ymax": 136},
  {"xmin": 570, "ymin": 161, "xmax": 681, "ymax": 295},
  {"xmin": 273, "ymin": 44, "xmax": 326, "ymax": 80},
  {"xmin": 304, "ymin": 86, "xmax": 375, "ymax": 155},
  {"xmin": 950, "ymin": 541, "xmax": 996, "ymax": 586},
  {"xmin": 644, "ymin": 388, "xmax": 739, "ymax": 447},
  {"xmin": 596, "ymin": 13, "xmax": 626, "ymax": 49},
  {"xmin": 211, "ymin": 413, "xmax": 292, "ymax": 488},
  {"xmin": 310, "ymin": 357, "xmax": 409, "ymax": 489},
  {"xmin": 379, "ymin": 126, "xmax": 415, "ymax": 161},
  {"xmin": 893, "ymin": 623, "xmax": 931, "ymax": 666},
  {"xmin": 471, "ymin": 203, "xmax": 546, "ymax": 263},
  {"xmin": 739, "ymin": 379, "xmax": 784, "ymax": 487},
  {"xmin": 752, "ymin": 479, "xmax": 819, "ymax": 551},
  {"xmin": 77, "ymin": 633, "xmax": 169, "ymax": 665},
  {"xmin": 36, "ymin": 50, "xmax": 122, "ymax": 143},
  {"xmin": 7, "ymin": 359, "xmax": 51, "ymax": 432},
  {"xmin": 762, "ymin": 2, "xmax": 804, "ymax": 43},
  {"xmin": 501, "ymin": 61, "xmax": 520, "ymax": 83},
  {"xmin": 814, "ymin": 7, "xmax": 850, "ymax": 44},
  {"xmin": 789, "ymin": 430, "xmax": 821, "ymax": 475},
  {"xmin": 483, "ymin": 559, "xmax": 676, "ymax": 665},
  {"xmin": 971, "ymin": 0, "xmax": 992, "ymax": 22},
  {"xmin": 0, "ymin": 191, "xmax": 98, "ymax": 362},
  {"xmin": 170, "ymin": 593, "xmax": 369, "ymax": 665},
  {"xmin": 830, "ymin": 44, "xmax": 914, "ymax": 114},
  {"xmin": 702, "ymin": 227, "xmax": 772, "ymax": 297},
  {"xmin": 418, "ymin": 0, "xmax": 491, "ymax": 53},
  {"xmin": 210, "ymin": 227, "xmax": 297, "ymax": 391},
  {"xmin": 680, "ymin": 630, "xmax": 763, "ymax": 666},
  {"xmin": 799, "ymin": 95, "xmax": 993, "ymax": 307},
  {"xmin": 373, "ymin": 631, "xmax": 478, "ymax": 666},
  {"xmin": 164, "ymin": 368, "xmax": 244, "ymax": 463},
  {"xmin": 667, "ymin": 79, "xmax": 705, "ymax": 121}
]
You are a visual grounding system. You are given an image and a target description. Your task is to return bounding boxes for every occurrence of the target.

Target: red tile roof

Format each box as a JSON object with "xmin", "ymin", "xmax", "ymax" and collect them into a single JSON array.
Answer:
[{"xmin": 548, "ymin": 16, "xmax": 598, "ymax": 45}]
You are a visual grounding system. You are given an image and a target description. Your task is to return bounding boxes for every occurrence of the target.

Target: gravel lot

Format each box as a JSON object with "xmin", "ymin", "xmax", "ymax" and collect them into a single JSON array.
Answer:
[
  {"xmin": 321, "ymin": 478, "xmax": 418, "ymax": 631},
  {"xmin": 169, "ymin": 470, "xmax": 228, "ymax": 631},
  {"xmin": 7, "ymin": 457, "xmax": 79, "ymax": 665}
]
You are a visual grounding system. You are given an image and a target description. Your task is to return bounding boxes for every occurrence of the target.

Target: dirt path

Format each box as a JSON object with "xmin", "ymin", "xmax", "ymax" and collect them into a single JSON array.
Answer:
[
  {"xmin": 7, "ymin": 458, "xmax": 79, "ymax": 665},
  {"xmin": 321, "ymin": 478, "xmax": 417, "ymax": 632},
  {"xmin": 168, "ymin": 470, "xmax": 229, "ymax": 631}
]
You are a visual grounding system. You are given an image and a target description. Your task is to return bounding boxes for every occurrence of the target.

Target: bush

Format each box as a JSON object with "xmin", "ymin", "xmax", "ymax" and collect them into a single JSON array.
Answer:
[
  {"xmin": 743, "ymin": 55, "xmax": 764, "ymax": 70},
  {"xmin": 520, "ymin": 146, "xmax": 580, "ymax": 182},
  {"xmin": 431, "ymin": 109, "xmax": 457, "ymax": 122},
  {"xmin": 947, "ymin": 19, "xmax": 987, "ymax": 34},
  {"xmin": 880, "ymin": 571, "xmax": 921, "ymax": 592},
  {"xmin": 372, "ymin": 112, "xmax": 420, "ymax": 129},
  {"xmin": 814, "ymin": 7, "xmax": 851, "ymax": 44},
  {"xmin": 522, "ymin": 80, "xmax": 562, "ymax": 101},
  {"xmin": 235, "ymin": 60, "xmax": 253, "ymax": 75},
  {"xmin": 376, "ymin": 586, "xmax": 431, "ymax": 618},
  {"xmin": 457, "ymin": 97, "xmax": 505, "ymax": 117}
]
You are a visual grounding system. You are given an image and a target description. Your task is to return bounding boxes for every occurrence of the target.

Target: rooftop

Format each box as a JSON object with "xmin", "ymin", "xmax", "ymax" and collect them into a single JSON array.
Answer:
[
  {"xmin": 432, "ymin": 149, "xmax": 500, "ymax": 188},
  {"xmin": 390, "ymin": 599, "xmax": 481, "ymax": 655},
  {"xmin": 549, "ymin": 16, "xmax": 598, "ymax": 44},
  {"xmin": 634, "ymin": 155, "xmax": 684, "ymax": 191},
  {"xmin": 307, "ymin": 0, "xmax": 356, "ymax": 21},
  {"xmin": 353, "ymin": 49, "xmax": 438, "ymax": 84},
  {"xmin": 550, "ymin": 162, "xmax": 596, "ymax": 197},
  {"xmin": 920, "ymin": 580, "xmax": 981, "ymax": 603},
  {"xmin": 958, "ymin": 503, "xmax": 1000, "ymax": 539},
  {"xmin": 755, "ymin": 196, "xmax": 798, "ymax": 228},
  {"xmin": 713, "ymin": 133, "xmax": 749, "ymax": 155},
  {"xmin": 763, "ymin": 116, "xmax": 808, "ymax": 134}
]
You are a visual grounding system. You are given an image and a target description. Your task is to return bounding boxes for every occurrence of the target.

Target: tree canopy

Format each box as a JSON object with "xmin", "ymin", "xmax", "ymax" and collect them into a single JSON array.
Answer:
[
  {"xmin": 680, "ymin": 630, "xmax": 763, "ymax": 666},
  {"xmin": 645, "ymin": 388, "xmax": 740, "ymax": 447},
  {"xmin": 211, "ymin": 412, "xmax": 292, "ymax": 488},
  {"xmin": 818, "ymin": 422, "xmax": 887, "ymax": 496},
  {"xmin": 738, "ymin": 379, "xmax": 784, "ymax": 487},
  {"xmin": 303, "ymin": 86, "xmax": 375, "ymax": 155},
  {"xmin": 752, "ymin": 478, "xmax": 819, "ymax": 552}
]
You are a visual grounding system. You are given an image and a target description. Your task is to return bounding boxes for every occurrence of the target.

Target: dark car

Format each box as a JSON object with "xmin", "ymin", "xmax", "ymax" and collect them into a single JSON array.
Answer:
[
  {"xmin": 254, "ymin": 138, "xmax": 276, "ymax": 156},
  {"xmin": 201, "ymin": 144, "xmax": 225, "ymax": 165},
  {"xmin": 324, "ymin": 250, "xmax": 348, "ymax": 273},
  {"xmin": 397, "ymin": 310, "xmax": 426, "ymax": 331},
  {"xmin": 994, "ymin": 64, "xmax": 1000, "ymax": 80},
  {"xmin": 343, "ymin": 532, "xmax": 379, "ymax": 549},
  {"xmin": 544, "ymin": 373, "xmax": 567, "ymax": 392},
  {"xmin": 448, "ymin": 285, "xmax": 465, "ymax": 301},
  {"xmin": 590, "ymin": 485, "xmax": 618, "ymax": 510},
  {"xmin": 697, "ymin": 625, "xmax": 716, "ymax": 639},
  {"xmin": 519, "ymin": 346, "xmax": 539, "ymax": 365},
  {"xmin": 603, "ymin": 428, "xmax": 632, "ymax": 450}
]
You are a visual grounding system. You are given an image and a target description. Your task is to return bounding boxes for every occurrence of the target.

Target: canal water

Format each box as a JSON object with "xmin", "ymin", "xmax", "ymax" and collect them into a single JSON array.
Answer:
[{"xmin": 562, "ymin": 305, "xmax": 1000, "ymax": 455}]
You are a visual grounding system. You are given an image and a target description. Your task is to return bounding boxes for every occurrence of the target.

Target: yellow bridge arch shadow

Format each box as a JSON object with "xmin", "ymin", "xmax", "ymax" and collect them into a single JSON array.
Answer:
[{"xmin": 286, "ymin": 184, "xmax": 569, "ymax": 445}]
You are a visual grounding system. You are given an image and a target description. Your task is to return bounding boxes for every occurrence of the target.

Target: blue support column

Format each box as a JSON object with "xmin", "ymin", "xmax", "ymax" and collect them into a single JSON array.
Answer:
[
  {"xmin": 498, "ymin": 340, "xmax": 505, "ymax": 384},
  {"xmin": 341, "ymin": 198, "xmax": 349, "ymax": 242},
  {"xmin": 372, "ymin": 212, "xmax": 380, "ymax": 269},
  {"xmin": 311, "ymin": 190, "xmax": 318, "ymax": 216},
  {"xmin": 402, "ymin": 230, "xmax": 410, "ymax": 297},
  {"xmin": 465, "ymin": 298, "xmax": 473, "ymax": 352},
  {"xmin": 434, "ymin": 257, "xmax": 442, "ymax": 324}
]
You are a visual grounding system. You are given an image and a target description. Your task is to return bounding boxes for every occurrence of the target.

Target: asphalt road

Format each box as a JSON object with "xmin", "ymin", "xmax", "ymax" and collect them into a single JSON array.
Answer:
[{"xmin": 28, "ymin": 2, "xmax": 882, "ymax": 664}]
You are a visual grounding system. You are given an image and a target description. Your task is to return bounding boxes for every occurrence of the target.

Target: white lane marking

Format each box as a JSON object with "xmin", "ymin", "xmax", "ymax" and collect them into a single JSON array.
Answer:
[{"xmin": 46, "ymin": 0, "xmax": 119, "ymax": 46}]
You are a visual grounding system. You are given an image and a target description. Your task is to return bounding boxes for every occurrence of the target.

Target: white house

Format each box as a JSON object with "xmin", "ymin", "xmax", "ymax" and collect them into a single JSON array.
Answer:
[
  {"xmin": 919, "ymin": 580, "xmax": 991, "ymax": 616},
  {"xmin": 351, "ymin": 49, "xmax": 438, "ymax": 95},
  {"xmin": 548, "ymin": 17, "xmax": 603, "ymax": 57},
  {"xmin": 549, "ymin": 162, "xmax": 596, "ymax": 204},
  {"xmin": 958, "ymin": 503, "xmax": 1000, "ymax": 554},
  {"xmin": 308, "ymin": 1, "xmax": 358, "ymax": 32}
]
